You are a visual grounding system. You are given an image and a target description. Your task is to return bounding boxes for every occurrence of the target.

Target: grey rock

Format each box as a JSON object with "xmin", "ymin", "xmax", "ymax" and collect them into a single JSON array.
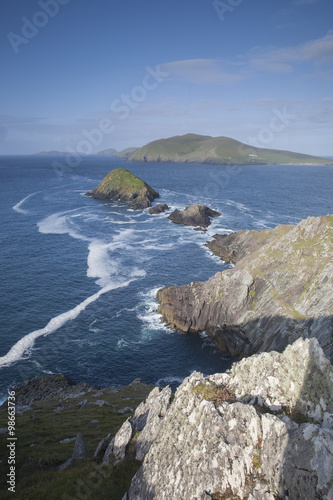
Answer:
[
  {"xmin": 102, "ymin": 438, "xmax": 114, "ymax": 464},
  {"xmin": 168, "ymin": 203, "xmax": 220, "ymax": 228},
  {"xmin": 0, "ymin": 428, "xmax": 7, "ymax": 434},
  {"xmin": 88, "ymin": 400, "xmax": 110, "ymax": 407},
  {"xmin": 72, "ymin": 433, "xmax": 87, "ymax": 460},
  {"xmin": 117, "ymin": 407, "xmax": 134, "ymax": 414},
  {"xmin": 128, "ymin": 339, "xmax": 333, "ymax": 500},
  {"xmin": 59, "ymin": 437, "xmax": 76, "ymax": 444},
  {"xmin": 94, "ymin": 433, "xmax": 111, "ymax": 459},
  {"xmin": 113, "ymin": 419, "xmax": 133, "ymax": 460},
  {"xmin": 149, "ymin": 203, "xmax": 169, "ymax": 214},
  {"xmin": 134, "ymin": 386, "xmax": 172, "ymax": 461}
]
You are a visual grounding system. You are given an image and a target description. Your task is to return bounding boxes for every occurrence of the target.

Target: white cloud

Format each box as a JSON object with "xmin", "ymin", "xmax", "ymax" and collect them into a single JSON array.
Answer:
[
  {"xmin": 159, "ymin": 32, "xmax": 333, "ymax": 88},
  {"xmin": 160, "ymin": 59, "xmax": 248, "ymax": 85},
  {"xmin": 249, "ymin": 31, "xmax": 333, "ymax": 72}
]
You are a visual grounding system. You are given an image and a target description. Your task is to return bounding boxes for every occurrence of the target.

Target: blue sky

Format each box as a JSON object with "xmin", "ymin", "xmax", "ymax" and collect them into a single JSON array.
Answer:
[{"xmin": 1, "ymin": 0, "xmax": 333, "ymax": 155}]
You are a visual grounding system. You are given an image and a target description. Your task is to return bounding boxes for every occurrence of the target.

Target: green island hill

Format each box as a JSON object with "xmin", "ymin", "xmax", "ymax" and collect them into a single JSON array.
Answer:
[
  {"xmin": 85, "ymin": 168, "xmax": 159, "ymax": 210},
  {"xmin": 129, "ymin": 133, "xmax": 333, "ymax": 166}
]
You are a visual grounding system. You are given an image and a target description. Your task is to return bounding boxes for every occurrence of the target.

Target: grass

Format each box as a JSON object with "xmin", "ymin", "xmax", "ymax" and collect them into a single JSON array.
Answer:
[
  {"xmin": 193, "ymin": 382, "xmax": 236, "ymax": 407},
  {"xmin": 0, "ymin": 382, "xmax": 155, "ymax": 500}
]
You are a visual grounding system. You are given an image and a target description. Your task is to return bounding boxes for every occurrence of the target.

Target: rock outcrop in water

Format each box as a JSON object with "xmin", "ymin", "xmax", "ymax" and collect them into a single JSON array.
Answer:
[
  {"xmin": 157, "ymin": 214, "xmax": 333, "ymax": 362},
  {"xmin": 168, "ymin": 203, "xmax": 221, "ymax": 228},
  {"xmin": 85, "ymin": 168, "xmax": 159, "ymax": 210},
  {"xmin": 148, "ymin": 203, "xmax": 169, "ymax": 214},
  {"xmin": 126, "ymin": 338, "xmax": 333, "ymax": 499}
]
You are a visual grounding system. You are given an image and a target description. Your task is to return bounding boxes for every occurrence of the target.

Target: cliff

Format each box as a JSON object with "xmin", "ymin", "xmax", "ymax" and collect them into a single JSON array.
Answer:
[
  {"xmin": 85, "ymin": 168, "xmax": 159, "ymax": 210},
  {"xmin": 126, "ymin": 338, "xmax": 333, "ymax": 499},
  {"xmin": 129, "ymin": 133, "xmax": 333, "ymax": 166},
  {"xmin": 157, "ymin": 214, "xmax": 333, "ymax": 362}
]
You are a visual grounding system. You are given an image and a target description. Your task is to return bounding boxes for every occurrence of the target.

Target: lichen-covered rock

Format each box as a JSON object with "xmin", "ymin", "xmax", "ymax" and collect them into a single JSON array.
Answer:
[
  {"xmin": 113, "ymin": 419, "xmax": 133, "ymax": 461},
  {"xmin": 168, "ymin": 203, "xmax": 220, "ymax": 227},
  {"xmin": 132, "ymin": 386, "xmax": 172, "ymax": 461},
  {"xmin": 157, "ymin": 214, "xmax": 333, "ymax": 362},
  {"xmin": 85, "ymin": 168, "xmax": 159, "ymax": 210},
  {"xmin": 127, "ymin": 339, "xmax": 333, "ymax": 500}
]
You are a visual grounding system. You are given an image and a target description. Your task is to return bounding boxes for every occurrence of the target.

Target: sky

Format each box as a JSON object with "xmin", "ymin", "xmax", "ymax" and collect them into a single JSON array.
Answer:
[{"xmin": 0, "ymin": 0, "xmax": 333, "ymax": 156}]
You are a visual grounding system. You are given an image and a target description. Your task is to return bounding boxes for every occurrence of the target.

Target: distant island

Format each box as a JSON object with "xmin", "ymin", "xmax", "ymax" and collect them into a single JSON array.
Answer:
[
  {"xmin": 33, "ymin": 148, "xmax": 139, "ymax": 159},
  {"xmin": 128, "ymin": 133, "xmax": 333, "ymax": 166},
  {"xmin": 33, "ymin": 150, "xmax": 83, "ymax": 156},
  {"xmin": 34, "ymin": 134, "xmax": 332, "ymax": 165},
  {"xmin": 96, "ymin": 147, "xmax": 139, "ymax": 159}
]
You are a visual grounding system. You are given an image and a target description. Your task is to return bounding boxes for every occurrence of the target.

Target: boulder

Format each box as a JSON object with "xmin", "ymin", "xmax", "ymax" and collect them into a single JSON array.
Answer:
[
  {"xmin": 148, "ymin": 203, "xmax": 169, "ymax": 214},
  {"xmin": 168, "ymin": 203, "xmax": 220, "ymax": 227},
  {"xmin": 94, "ymin": 433, "xmax": 111, "ymax": 459},
  {"xmin": 72, "ymin": 433, "xmax": 87, "ymax": 460}
]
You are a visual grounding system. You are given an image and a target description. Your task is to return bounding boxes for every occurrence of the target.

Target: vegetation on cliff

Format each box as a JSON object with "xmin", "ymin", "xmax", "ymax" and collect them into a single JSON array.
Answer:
[
  {"xmin": 157, "ymin": 214, "xmax": 333, "ymax": 361},
  {"xmin": 85, "ymin": 168, "xmax": 159, "ymax": 210},
  {"xmin": 129, "ymin": 133, "xmax": 333, "ymax": 166}
]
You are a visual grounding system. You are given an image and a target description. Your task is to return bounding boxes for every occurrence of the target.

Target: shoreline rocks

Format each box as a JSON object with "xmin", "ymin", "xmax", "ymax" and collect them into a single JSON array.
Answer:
[
  {"xmin": 148, "ymin": 203, "xmax": 169, "ymax": 214},
  {"xmin": 157, "ymin": 214, "xmax": 333, "ymax": 362}
]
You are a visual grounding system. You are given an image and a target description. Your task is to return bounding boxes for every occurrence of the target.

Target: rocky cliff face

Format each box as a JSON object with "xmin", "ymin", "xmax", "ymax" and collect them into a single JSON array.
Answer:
[
  {"xmin": 126, "ymin": 338, "xmax": 333, "ymax": 499},
  {"xmin": 85, "ymin": 168, "xmax": 159, "ymax": 210},
  {"xmin": 157, "ymin": 214, "xmax": 333, "ymax": 362}
]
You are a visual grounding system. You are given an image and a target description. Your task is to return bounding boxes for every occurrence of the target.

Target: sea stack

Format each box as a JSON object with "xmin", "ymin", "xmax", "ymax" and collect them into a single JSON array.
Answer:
[
  {"xmin": 85, "ymin": 168, "xmax": 159, "ymax": 210},
  {"xmin": 168, "ymin": 203, "xmax": 221, "ymax": 228}
]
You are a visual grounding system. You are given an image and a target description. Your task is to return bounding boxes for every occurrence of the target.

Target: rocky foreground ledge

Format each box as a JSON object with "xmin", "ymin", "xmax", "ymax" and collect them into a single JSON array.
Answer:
[
  {"xmin": 1, "ymin": 339, "xmax": 332, "ymax": 499},
  {"xmin": 157, "ymin": 214, "xmax": 333, "ymax": 362},
  {"xmin": 126, "ymin": 338, "xmax": 333, "ymax": 499}
]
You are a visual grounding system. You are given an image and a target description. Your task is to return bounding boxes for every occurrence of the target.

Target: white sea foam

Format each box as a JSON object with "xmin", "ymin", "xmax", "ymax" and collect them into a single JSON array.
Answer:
[
  {"xmin": 136, "ymin": 288, "xmax": 173, "ymax": 334},
  {"xmin": 0, "ymin": 280, "xmax": 133, "ymax": 368},
  {"xmin": 38, "ymin": 210, "xmax": 90, "ymax": 242},
  {"xmin": 13, "ymin": 192, "xmax": 40, "ymax": 214}
]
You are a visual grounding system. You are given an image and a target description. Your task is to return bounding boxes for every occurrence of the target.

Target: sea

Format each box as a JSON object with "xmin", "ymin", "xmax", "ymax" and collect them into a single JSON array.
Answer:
[{"xmin": 1, "ymin": 155, "xmax": 333, "ymax": 403}]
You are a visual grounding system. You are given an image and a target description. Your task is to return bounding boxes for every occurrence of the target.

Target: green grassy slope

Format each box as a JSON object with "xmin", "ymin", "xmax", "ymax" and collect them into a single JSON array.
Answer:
[
  {"xmin": 129, "ymin": 134, "xmax": 333, "ymax": 166},
  {"xmin": 0, "ymin": 380, "xmax": 155, "ymax": 500}
]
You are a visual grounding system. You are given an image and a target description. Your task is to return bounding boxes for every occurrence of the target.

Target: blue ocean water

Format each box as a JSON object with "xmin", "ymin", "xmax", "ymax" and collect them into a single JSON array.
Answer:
[{"xmin": 0, "ymin": 155, "xmax": 332, "ymax": 402}]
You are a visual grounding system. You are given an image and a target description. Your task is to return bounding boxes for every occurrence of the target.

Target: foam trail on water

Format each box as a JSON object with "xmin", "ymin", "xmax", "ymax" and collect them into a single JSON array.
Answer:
[
  {"xmin": 38, "ymin": 209, "xmax": 89, "ymax": 241},
  {"xmin": 0, "ymin": 280, "xmax": 132, "ymax": 368},
  {"xmin": 13, "ymin": 192, "xmax": 40, "ymax": 214}
]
